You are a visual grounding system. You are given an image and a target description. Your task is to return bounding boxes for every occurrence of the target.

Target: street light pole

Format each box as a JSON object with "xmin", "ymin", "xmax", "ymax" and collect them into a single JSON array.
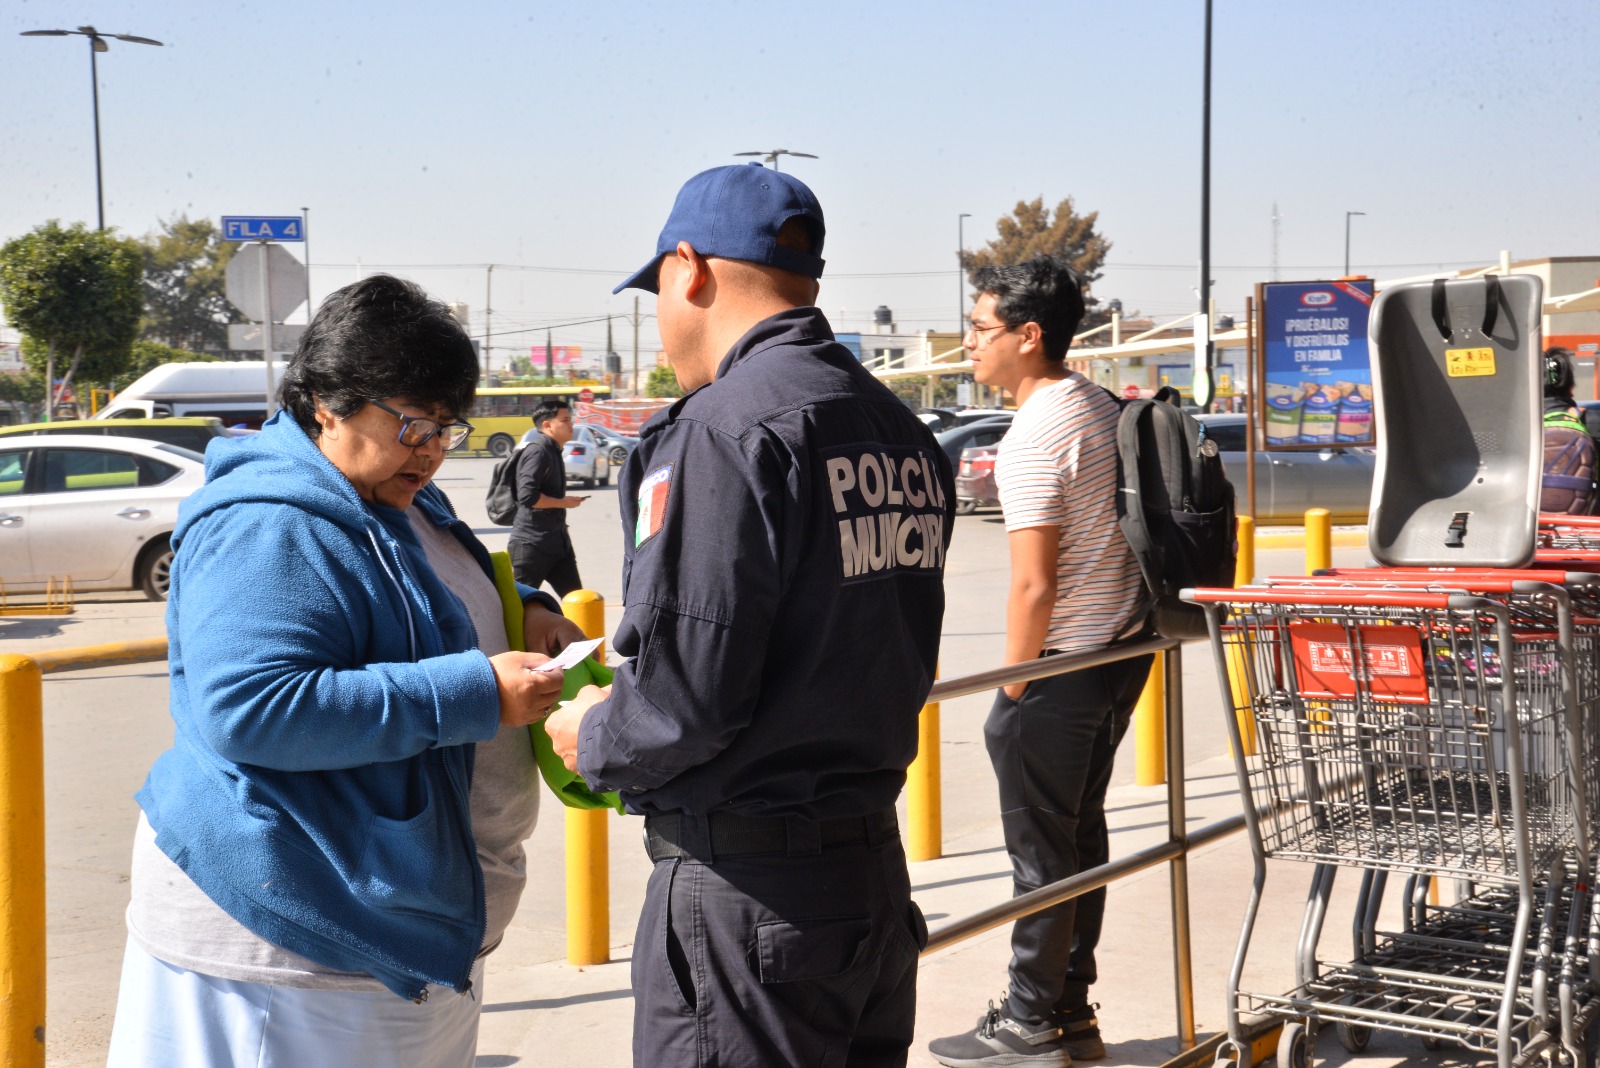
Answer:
[
  {"xmin": 957, "ymin": 213, "xmax": 971, "ymax": 335},
  {"xmin": 1343, "ymin": 211, "xmax": 1366, "ymax": 277},
  {"xmin": 300, "ymin": 206, "xmax": 312, "ymax": 323},
  {"xmin": 20, "ymin": 26, "xmax": 163, "ymax": 230}
]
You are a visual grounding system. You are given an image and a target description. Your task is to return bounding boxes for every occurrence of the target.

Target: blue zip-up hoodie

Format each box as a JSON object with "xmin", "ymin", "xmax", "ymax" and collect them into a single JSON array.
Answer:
[{"xmin": 137, "ymin": 412, "xmax": 503, "ymax": 1000}]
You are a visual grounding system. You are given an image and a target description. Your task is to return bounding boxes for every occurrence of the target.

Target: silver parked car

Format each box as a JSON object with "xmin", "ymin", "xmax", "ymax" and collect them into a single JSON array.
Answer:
[
  {"xmin": 0, "ymin": 434, "xmax": 206, "ymax": 600},
  {"xmin": 581, "ymin": 424, "xmax": 640, "ymax": 469},
  {"xmin": 1197, "ymin": 413, "xmax": 1375, "ymax": 524},
  {"xmin": 562, "ymin": 425, "xmax": 612, "ymax": 488}
]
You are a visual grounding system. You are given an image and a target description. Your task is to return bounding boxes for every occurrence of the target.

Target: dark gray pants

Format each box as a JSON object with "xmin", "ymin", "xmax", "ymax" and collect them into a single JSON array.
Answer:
[
  {"xmin": 632, "ymin": 822, "xmax": 927, "ymax": 1067},
  {"xmin": 507, "ymin": 534, "xmax": 582, "ymax": 598},
  {"xmin": 983, "ymin": 653, "xmax": 1154, "ymax": 1024}
]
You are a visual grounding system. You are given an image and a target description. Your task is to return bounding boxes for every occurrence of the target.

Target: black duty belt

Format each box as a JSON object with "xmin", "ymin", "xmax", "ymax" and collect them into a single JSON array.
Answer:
[{"xmin": 644, "ymin": 809, "xmax": 899, "ymax": 862}]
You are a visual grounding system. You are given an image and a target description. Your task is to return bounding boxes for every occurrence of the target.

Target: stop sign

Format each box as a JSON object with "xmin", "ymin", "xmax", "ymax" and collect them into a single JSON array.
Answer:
[
  {"xmin": 1122, "ymin": 385, "xmax": 1141, "ymax": 400},
  {"xmin": 578, "ymin": 388, "xmax": 595, "ymax": 404}
]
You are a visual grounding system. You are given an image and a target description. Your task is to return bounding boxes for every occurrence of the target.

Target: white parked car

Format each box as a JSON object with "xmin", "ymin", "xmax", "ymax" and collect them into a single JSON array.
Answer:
[{"xmin": 0, "ymin": 434, "xmax": 206, "ymax": 600}]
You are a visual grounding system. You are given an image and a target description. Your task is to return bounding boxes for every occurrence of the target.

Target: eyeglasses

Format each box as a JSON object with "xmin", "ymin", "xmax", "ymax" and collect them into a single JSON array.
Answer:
[
  {"xmin": 368, "ymin": 399, "xmax": 475, "ymax": 451},
  {"xmin": 965, "ymin": 321, "xmax": 1014, "ymax": 343}
]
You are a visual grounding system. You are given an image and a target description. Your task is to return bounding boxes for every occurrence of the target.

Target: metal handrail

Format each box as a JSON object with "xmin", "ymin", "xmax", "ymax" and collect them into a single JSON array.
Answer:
[{"xmin": 916, "ymin": 636, "xmax": 1207, "ymax": 1051}]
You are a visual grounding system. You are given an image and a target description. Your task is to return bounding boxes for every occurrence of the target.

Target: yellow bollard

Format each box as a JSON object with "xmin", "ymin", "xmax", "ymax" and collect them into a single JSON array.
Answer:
[
  {"xmin": 1305, "ymin": 507, "xmax": 1332, "ymax": 575},
  {"xmin": 560, "ymin": 590, "xmax": 610, "ymax": 966},
  {"xmin": 1235, "ymin": 514, "xmax": 1256, "ymax": 587},
  {"xmin": 560, "ymin": 589, "xmax": 606, "ymax": 664},
  {"xmin": 1226, "ymin": 514, "xmax": 1259, "ymax": 757},
  {"xmin": 1134, "ymin": 652, "xmax": 1166, "ymax": 786},
  {"xmin": 0, "ymin": 655, "xmax": 45, "ymax": 1068},
  {"xmin": 905, "ymin": 694, "xmax": 942, "ymax": 862},
  {"xmin": 565, "ymin": 807, "xmax": 610, "ymax": 965}
]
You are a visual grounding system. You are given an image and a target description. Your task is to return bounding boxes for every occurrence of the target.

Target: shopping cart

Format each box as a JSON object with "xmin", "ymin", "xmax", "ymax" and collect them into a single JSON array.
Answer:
[{"xmin": 1184, "ymin": 580, "xmax": 1599, "ymax": 1068}]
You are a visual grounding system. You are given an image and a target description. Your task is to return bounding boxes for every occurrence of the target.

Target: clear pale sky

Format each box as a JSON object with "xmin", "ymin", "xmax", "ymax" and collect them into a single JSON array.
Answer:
[{"xmin": 3, "ymin": 0, "xmax": 1595, "ymax": 365}]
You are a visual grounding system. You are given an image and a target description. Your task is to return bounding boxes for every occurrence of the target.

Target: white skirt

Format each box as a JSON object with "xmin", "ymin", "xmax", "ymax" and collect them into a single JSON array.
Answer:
[{"xmin": 104, "ymin": 939, "xmax": 484, "ymax": 1068}]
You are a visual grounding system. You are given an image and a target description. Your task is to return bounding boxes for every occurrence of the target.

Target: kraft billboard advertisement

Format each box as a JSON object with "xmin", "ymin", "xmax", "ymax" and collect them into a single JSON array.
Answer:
[{"xmin": 1258, "ymin": 279, "xmax": 1375, "ymax": 448}]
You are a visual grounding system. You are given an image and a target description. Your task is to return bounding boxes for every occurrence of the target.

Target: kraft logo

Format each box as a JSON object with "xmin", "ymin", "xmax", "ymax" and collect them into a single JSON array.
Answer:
[{"xmin": 1301, "ymin": 291, "xmax": 1335, "ymax": 306}]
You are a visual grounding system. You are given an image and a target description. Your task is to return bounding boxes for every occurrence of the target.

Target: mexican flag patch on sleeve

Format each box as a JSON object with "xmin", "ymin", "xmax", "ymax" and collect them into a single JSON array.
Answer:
[{"xmin": 635, "ymin": 463, "xmax": 673, "ymax": 547}]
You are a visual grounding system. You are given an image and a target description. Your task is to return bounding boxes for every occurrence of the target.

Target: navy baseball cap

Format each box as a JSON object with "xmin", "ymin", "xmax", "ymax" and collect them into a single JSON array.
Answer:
[{"xmin": 613, "ymin": 162, "xmax": 826, "ymax": 294}]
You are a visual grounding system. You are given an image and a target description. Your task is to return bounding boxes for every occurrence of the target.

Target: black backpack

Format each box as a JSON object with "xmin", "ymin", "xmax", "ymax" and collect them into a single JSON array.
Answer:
[
  {"xmin": 485, "ymin": 447, "xmax": 523, "ymax": 525},
  {"xmin": 1541, "ymin": 408, "xmax": 1599, "ymax": 515},
  {"xmin": 1114, "ymin": 399, "xmax": 1238, "ymax": 639}
]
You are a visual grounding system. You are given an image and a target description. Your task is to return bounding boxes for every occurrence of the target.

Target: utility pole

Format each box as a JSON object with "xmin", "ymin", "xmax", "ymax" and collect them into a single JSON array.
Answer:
[
  {"xmin": 545, "ymin": 328, "xmax": 553, "ymax": 382},
  {"xmin": 483, "ymin": 265, "xmax": 494, "ymax": 385},
  {"xmin": 1270, "ymin": 202, "xmax": 1281, "ymax": 282},
  {"xmin": 631, "ymin": 296, "xmax": 642, "ymax": 396}
]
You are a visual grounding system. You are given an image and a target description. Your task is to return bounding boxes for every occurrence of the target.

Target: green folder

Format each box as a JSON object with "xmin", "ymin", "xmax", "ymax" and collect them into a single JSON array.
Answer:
[{"xmin": 491, "ymin": 552, "xmax": 624, "ymax": 813}]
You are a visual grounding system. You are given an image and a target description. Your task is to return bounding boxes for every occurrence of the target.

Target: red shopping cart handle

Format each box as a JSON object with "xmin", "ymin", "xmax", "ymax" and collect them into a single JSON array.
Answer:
[
  {"xmin": 1313, "ymin": 566, "xmax": 1600, "ymax": 587},
  {"xmin": 1182, "ymin": 587, "xmax": 1493, "ymax": 610}
]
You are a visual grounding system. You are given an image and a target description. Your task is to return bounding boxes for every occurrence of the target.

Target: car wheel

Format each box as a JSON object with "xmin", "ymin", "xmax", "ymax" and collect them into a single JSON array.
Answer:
[
  {"xmin": 955, "ymin": 498, "xmax": 977, "ymax": 515},
  {"xmin": 137, "ymin": 535, "xmax": 174, "ymax": 602},
  {"xmin": 609, "ymin": 446, "xmax": 627, "ymax": 467},
  {"xmin": 598, "ymin": 463, "xmax": 610, "ymax": 486},
  {"xmin": 488, "ymin": 434, "xmax": 515, "ymax": 459}
]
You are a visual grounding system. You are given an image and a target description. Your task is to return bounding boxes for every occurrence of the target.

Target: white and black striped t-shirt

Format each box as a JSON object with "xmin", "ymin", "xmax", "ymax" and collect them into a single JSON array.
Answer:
[{"xmin": 995, "ymin": 373, "xmax": 1142, "ymax": 654}]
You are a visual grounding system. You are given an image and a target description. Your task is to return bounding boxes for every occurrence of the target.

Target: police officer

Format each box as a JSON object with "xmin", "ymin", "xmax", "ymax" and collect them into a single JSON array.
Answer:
[{"xmin": 546, "ymin": 162, "xmax": 955, "ymax": 1067}]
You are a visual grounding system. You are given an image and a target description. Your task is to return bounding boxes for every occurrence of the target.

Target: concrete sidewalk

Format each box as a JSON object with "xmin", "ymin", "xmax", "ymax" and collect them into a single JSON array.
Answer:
[{"xmin": 472, "ymin": 750, "xmax": 1409, "ymax": 1068}]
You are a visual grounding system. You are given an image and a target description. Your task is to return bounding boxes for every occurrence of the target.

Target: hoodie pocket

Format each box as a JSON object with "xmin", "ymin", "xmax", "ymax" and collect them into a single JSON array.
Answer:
[{"xmin": 355, "ymin": 782, "xmax": 467, "ymax": 918}]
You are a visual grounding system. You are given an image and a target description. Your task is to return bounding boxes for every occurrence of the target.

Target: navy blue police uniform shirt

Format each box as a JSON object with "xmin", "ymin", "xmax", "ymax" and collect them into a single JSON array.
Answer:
[{"xmin": 575, "ymin": 307, "xmax": 955, "ymax": 821}]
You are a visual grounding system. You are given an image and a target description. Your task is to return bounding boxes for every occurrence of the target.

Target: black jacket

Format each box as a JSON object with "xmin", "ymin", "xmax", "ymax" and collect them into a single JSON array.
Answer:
[{"xmin": 576, "ymin": 307, "xmax": 955, "ymax": 820}]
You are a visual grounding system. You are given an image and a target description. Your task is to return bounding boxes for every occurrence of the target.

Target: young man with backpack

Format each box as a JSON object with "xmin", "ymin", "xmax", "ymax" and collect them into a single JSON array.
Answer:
[
  {"xmin": 929, "ymin": 256, "xmax": 1152, "ymax": 1068},
  {"xmin": 1541, "ymin": 346, "xmax": 1599, "ymax": 515},
  {"xmin": 506, "ymin": 399, "xmax": 587, "ymax": 596}
]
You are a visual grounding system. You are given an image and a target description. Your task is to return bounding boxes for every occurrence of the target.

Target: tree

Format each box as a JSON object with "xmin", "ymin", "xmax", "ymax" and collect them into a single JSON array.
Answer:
[
  {"xmin": 139, "ymin": 215, "xmax": 244, "ymax": 353},
  {"xmin": 645, "ymin": 365, "xmax": 683, "ymax": 398},
  {"xmin": 0, "ymin": 221, "xmax": 144, "ymax": 413},
  {"xmin": 961, "ymin": 196, "xmax": 1113, "ymax": 320},
  {"xmin": 114, "ymin": 340, "xmax": 217, "ymax": 392},
  {"xmin": 0, "ymin": 370, "xmax": 47, "ymax": 420}
]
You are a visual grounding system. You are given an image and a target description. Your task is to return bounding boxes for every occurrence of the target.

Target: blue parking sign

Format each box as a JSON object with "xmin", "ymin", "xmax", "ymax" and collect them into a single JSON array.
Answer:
[{"xmin": 221, "ymin": 216, "xmax": 305, "ymax": 242}]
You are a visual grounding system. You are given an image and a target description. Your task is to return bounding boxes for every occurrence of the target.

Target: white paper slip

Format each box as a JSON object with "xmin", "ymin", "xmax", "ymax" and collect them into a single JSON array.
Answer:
[{"xmin": 532, "ymin": 637, "xmax": 604, "ymax": 674}]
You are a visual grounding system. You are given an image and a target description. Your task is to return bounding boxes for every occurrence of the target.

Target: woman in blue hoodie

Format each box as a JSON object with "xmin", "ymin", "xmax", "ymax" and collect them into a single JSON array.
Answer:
[{"xmin": 106, "ymin": 275, "xmax": 579, "ymax": 1066}]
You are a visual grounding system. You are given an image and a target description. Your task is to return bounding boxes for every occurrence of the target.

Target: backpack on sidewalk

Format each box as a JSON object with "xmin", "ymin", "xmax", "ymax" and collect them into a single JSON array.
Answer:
[
  {"xmin": 1114, "ymin": 399, "xmax": 1237, "ymax": 639},
  {"xmin": 1540, "ymin": 408, "xmax": 1599, "ymax": 515},
  {"xmin": 485, "ymin": 447, "xmax": 524, "ymax": 525}
]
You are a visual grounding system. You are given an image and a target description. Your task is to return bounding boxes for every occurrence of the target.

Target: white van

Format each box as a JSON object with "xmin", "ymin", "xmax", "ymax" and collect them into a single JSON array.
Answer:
[{"xmin": 97, "ymin": 361, "xmax": 287, "ymax": 428}]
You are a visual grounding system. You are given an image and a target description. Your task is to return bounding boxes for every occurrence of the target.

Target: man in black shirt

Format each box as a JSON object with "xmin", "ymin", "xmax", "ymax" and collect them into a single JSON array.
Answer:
[
  {"xmin": 507, "ymin": 399, "xmax": 586, "ymax": 596},
  {"xmin": 545, "ymin": 163, "xmax": 953, "ymax": 1067}
]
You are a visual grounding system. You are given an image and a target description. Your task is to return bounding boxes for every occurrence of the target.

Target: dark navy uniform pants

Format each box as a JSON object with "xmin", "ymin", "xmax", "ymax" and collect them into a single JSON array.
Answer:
[
  {"xmin": 632, "ymin": 817, "xmax": 928, "ymax": 1067},
  {"xmin": 983, "ymin": 653, "xmax": 1155, "ymax": 1024}
]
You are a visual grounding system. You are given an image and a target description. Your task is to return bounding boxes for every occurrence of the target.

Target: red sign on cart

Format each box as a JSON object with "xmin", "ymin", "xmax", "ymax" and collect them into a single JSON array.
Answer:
[{"xmin": 1288, "ymin": 623, "xmax": 1429, "ymax": 704}]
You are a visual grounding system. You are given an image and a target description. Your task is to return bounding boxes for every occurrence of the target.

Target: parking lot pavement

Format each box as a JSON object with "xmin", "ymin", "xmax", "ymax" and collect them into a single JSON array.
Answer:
[{"xmin": 5, "ymin": 455, "xmax": 1381, "ymax": 1066}]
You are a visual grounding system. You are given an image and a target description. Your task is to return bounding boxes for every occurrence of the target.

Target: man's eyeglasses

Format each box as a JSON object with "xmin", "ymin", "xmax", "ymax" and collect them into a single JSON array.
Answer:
[
  {"xmin": 965, "ymin": 321, "xmax": 1014, "ymax": 343},
  {"xmin": 368, "ymin": 399, "xmax": 475, "ymax": 451}
]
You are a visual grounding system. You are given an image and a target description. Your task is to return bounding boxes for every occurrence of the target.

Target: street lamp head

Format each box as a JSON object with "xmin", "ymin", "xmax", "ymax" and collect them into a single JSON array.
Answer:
[{"xmin": 20, "ymin": 26, "xmax": 163, "ymax": 47}]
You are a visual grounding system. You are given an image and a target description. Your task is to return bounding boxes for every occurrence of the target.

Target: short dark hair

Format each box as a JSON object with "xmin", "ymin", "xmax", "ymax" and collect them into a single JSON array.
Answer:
[
  {"xmin": 1545, "ymin": 346, "xmax": 1576, "ymax": 397},
  {"xmin": 280, "ymin": 274, "xmax": 479, "ymax": 437},
  {"xmin": 532, "ymin": 399, "xmax": 570, "ymax": 428},
  {"xmin": 970, "ymin": 256, "xmax": 1086, "ymax": 362}
]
